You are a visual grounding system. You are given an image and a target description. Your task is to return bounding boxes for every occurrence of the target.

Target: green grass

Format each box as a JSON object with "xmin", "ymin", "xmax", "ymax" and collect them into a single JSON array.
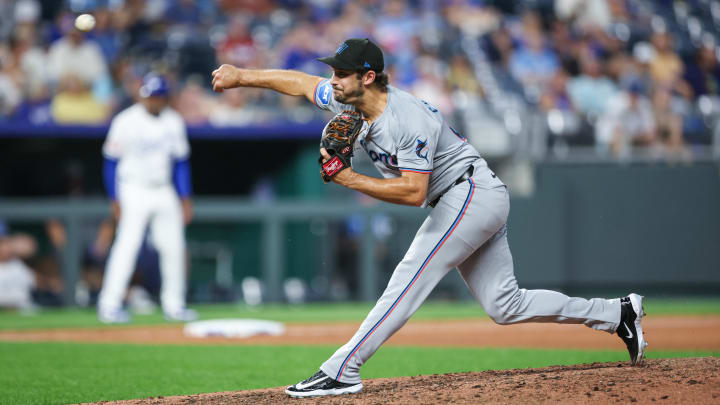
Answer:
[
  {"xmin": 641, "ymin": 297, "xmax": 720, "ymax": 315},
  {"xmin": 0, "ymin": 298, "xmax": 718, "ymax": 404},
  {"xmin": 1, "ymin": 297, "xmax": 718, "ymax": 331},
  {"xmin": 0, "ymin": 302, "xmax": 379, "ymax": 330},
  {"xmin": 0, "ymin": 341, "xmax": 716, "ymax": 405}
]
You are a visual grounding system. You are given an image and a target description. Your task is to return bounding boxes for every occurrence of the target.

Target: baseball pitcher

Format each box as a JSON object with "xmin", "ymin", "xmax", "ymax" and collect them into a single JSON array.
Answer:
[
  {"xmin": 98, "ymin": 74, "xmax": 197, "ymax": 323},
  {"xmin": 211, "ymin": 38, "xmax": 647, "ymax": 398}
]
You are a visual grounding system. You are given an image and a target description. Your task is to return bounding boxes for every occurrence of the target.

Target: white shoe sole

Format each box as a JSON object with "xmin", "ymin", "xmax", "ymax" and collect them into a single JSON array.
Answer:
[
  {"xmin": 285, "ymin": 383, "xmax": 362, "ymax": 398},
  {"xmin": 628, "ymin": 293, "xmax": 648, "ymax": 365}
]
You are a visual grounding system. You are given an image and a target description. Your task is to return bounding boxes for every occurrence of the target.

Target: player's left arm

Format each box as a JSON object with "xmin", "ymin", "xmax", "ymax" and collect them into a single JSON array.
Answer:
[
  {"xmin": 172, "ymin": 117, "xmax": 193, "ymax": 224},
  {"xmin": 321, "ymin": 149, "xmax": 428, "ymax": 206}
]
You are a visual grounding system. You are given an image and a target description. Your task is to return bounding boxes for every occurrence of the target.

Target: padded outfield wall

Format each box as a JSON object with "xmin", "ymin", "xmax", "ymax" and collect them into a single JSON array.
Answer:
[{"xmin": 508, "ymin": 162, "xmax": 720, "ymax": 295}]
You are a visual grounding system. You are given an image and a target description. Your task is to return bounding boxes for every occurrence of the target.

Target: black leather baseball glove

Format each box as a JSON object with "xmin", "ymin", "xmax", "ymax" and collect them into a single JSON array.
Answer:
[{"xmin": 319, "ymin": 110, "xmax": 364, "ymax": 183}]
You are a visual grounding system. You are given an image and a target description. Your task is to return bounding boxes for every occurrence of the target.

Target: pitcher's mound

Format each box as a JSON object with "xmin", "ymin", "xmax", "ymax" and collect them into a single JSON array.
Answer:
[{"xmin": 97, "ymin": 357, "xmax": 719, "ymax": 405}]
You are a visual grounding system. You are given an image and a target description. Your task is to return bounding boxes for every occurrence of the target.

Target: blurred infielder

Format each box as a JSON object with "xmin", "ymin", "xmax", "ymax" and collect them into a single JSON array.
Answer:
[
  {"xmin": 98, "ymin": 73, "xmax": 197, "ymax": 323},
  {"xmin": 211, "ymin": 38, "xmax": 647, "ymax": 398}
]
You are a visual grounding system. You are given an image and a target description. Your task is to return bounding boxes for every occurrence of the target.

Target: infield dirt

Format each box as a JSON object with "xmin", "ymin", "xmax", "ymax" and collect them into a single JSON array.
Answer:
[
  {"xmin": 90, "ymin": 357, "xmax": 719, "ymax": 405},
  {"xmin": 2, "ymin": 316, "xmax": 718, "ymax": 350}
]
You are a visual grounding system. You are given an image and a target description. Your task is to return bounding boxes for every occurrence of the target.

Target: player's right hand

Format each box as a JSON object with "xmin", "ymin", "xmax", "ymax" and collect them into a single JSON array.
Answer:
[
  {"xmin": 211, "ymin": 64, "xmax": 240, "ymax": 93},
  {"xmin": 181, "ymin": 199, "xmax": 193, "ymax": 225},
  {"xmin": 111, "ymin": 201, "xmax": 121, "ymax": 222},
  {"xmin": 319, "ymin": 147, "xmax": 330, "ymax": 163}
]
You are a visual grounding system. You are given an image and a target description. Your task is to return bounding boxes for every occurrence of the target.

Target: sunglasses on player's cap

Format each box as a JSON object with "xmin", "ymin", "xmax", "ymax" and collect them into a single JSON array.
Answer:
[{"xmin": 318, "ymin": 38, "xmax": 384, "ymax": 72}]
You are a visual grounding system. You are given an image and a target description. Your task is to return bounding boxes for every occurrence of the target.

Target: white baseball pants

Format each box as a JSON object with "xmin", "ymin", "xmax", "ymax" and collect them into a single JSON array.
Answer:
[{"xmin": 98, "ymin": 182, "xmax": 187, "ymax": 314}]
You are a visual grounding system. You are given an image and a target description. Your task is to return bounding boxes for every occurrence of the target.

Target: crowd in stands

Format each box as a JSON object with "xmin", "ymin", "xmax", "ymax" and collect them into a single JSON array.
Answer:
[{"xmin": 0, "ymin": 0, "xmax": 719, "ymax": 159}]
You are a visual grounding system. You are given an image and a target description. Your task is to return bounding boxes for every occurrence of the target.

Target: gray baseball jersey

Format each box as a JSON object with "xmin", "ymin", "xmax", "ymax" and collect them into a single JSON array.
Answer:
[
  {"xmin": 314, "ymin": 81, "xmax": 504, "ymax": 206},
  {"xmin": 312, "ymin": 79, "xmax": 622, "ymax": 384}
]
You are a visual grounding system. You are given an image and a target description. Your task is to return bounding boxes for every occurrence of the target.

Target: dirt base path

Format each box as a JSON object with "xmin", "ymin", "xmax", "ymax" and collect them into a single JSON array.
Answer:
[
  {"xmin": 87, "ymin": 357, "xmax": 720, "ymax": 405},
  {"xmin": 2, "ymin": 316, "xmax": 719, "ymax": 350}
]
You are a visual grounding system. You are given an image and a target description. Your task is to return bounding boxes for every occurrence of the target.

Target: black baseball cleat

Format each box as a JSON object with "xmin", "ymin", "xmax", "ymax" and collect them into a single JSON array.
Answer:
[
  {"xmin": 285, "ymin": 370, "xmax": 362, "ymax": 398},
  {"xmin": 617, "ymin": 293, "xmax": 648, "ymax": 365}
]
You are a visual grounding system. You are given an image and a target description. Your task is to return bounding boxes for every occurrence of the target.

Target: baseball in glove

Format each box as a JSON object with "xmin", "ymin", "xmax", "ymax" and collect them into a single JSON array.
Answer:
[{"xmin": 319, "ymin": 110, "xmax": 364, "ymax": 183}]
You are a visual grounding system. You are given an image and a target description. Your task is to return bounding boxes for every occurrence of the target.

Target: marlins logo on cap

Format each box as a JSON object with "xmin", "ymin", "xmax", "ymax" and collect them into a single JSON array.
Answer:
[{"xmin": 336, "ymin": 42, "xmax": 349, "ymax": 54}]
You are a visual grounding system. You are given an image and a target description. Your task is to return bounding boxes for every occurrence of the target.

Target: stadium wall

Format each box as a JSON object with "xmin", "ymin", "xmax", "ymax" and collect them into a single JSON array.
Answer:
[{"xmin": 1, "ymin": 131, "xmax": 719, "ymax": 302}]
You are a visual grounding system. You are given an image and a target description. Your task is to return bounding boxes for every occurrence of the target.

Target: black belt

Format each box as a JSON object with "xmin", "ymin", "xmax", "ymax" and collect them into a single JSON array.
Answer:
[{"xmin": 428, "ymin": 166, "xmax": 474, "ymax": 208}]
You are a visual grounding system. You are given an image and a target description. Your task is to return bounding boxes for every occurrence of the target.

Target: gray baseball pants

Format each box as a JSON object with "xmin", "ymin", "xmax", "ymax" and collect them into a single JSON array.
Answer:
[{"xmin": 320, "ymin": 177, "xmax": 621, "ymax": 384}]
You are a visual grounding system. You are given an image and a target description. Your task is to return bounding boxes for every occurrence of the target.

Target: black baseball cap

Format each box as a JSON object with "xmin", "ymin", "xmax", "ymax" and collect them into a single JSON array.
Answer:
[{"xmin": 318, "ymin": 38, "xmax": 384, "ymax": 72}]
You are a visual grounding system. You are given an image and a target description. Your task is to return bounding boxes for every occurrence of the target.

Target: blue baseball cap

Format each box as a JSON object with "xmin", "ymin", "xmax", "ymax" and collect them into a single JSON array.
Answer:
[{"xmin": 139, "ymin": 74, "xmax": 169, "ymax": 98}]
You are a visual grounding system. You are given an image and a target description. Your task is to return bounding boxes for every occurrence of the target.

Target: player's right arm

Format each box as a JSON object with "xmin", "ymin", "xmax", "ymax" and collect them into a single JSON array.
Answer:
[{"xmin": 211, "ymin": 64, "xmax": 323, "ymax": 104}]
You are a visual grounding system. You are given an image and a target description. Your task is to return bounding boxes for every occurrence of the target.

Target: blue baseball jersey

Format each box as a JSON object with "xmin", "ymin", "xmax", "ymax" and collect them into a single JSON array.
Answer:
[{"xmin": 314, "ymin": 79, "xmax": 504, "ymax": 206}]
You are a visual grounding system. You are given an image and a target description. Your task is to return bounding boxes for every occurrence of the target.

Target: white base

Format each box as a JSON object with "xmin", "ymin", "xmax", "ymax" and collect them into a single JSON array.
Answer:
[{"xmin": 183, "ymin": 319, "xmax": 284, "ymax": 338}]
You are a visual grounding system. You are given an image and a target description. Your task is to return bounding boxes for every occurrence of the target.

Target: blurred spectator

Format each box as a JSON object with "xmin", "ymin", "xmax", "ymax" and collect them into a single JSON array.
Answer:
[
  {"xmin": 218, "ymin": 0, "xmax": 276, "ymax": 15},
  {"xmin": 540, "ymin": 68, "xmax": 573, "ymax": 112},
  {"xmin": 648, "ymin": 31, "xmax": 692, "ymax": 99},
  {"xmin": 165, "ymin": 0, "xmax": 215, "ymax": 26},
  {"xmin": 209, "ymin": 88, "xmax": 270, "ymax": 126},
  {"xmin": 446, "ymin": 55, "xmax": 480, "ymax": 94},
  {"xmin": 648, "ymin": 31, "xmax": 682, "ymax": 86},
  {"xmin": 50, "ymin": 74, "xmax": 109, "ymax": 124},
  {"xmin": 1, "ymin": 0, "xmax": 40, "ymax": 40},
  {"xmin": 567, "ymin": 53, "xmax": 617, "ymax": 118},
  {"xmin": 607, "ymin": 50, "xmax": 641, "ymax": 89},
  {"xmin": 88, "ymin": 7, "xmax": 122, "ymax": 64},
  {"xmin": 651, "ymin": 85, "xmax": 690, "ymax": 160},
  {"xmin": 108, "ymin": 57, "xmax": 142, "ymax": 113},
  {"xmin": 325, "ymin": 2, "xmax": 373, "ymax": 44},
  {"xmin": 596, "ymin": 80, "xmax": 656, "ymax": 157},
  {"xmin": 173, "ymin": 76, "xmax": 212, "ymax": 125},
  {"xmin": 555, "ymin": 0, "xmax": 612, "ymax": 32},
  {"xmin": 215, "ymin": 14, "xmax": 258, "ymax": 68},
  {"xmin": 0, "ymin": 233, "xmax": 37, "ymax": 310},
  {"xmin": 548, "ymin": 19, "xmax": 578, "ymax": 73},
  {"xmin": 9, "ymin": 21, "xmax": 49, "ymax": 101},
  {"xmin": 0, "ymin": 51, "xmax": 22, "ymax": 118},
  {"xmin": 444, "ymin": 0, "xmax": 501, "ymax": 38},
  {"xmin": 374, "ymin": 0, "xmax": 419, "ymax": 86},
  {"xmin": 47, "ymin": 16, "xmax": 109, "ymax": 90},
  {"xmin": 484, "ymin": 24, "xmax": 514, "ymax": 68},
  {"xmin": 540, "ymin": 68, "xmax": 586, "ymax": 142},
  {"xmin": 411, "ymin": 53, "xmax": 453, "ymax": 114},
  {"xmin": 684, "ymin": 43, "xmax": 720, "ymax": 98},
  {"xmin": 509, "ymin": 12, "xmax": 559, "ymax": 101},
  {"xmin": 279, "ymin": 22, "xmax": 324, "ymax": 76}
]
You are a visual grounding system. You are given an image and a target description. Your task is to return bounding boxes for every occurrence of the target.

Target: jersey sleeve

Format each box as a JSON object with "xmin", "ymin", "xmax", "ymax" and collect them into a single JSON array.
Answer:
[
  {"xmin": 313, "ymin": 78, "xmax": 353, "ymax": 114},
  {"xmin": 103, "ymin": 157, "xmax": 118, "ymax": 199},
  {"xmin": 102, "ymin": 116, "xmax": 125, "ymax": 159},
  {"xmin": 395, "ymin": 129, "xmax": 435, "ymax": 174}
]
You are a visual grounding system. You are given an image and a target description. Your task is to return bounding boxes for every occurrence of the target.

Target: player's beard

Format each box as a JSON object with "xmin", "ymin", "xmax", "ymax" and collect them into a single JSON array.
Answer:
[{"xmin": 334, "ymin": 79, "xmax": 365, "ymax": 104}]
